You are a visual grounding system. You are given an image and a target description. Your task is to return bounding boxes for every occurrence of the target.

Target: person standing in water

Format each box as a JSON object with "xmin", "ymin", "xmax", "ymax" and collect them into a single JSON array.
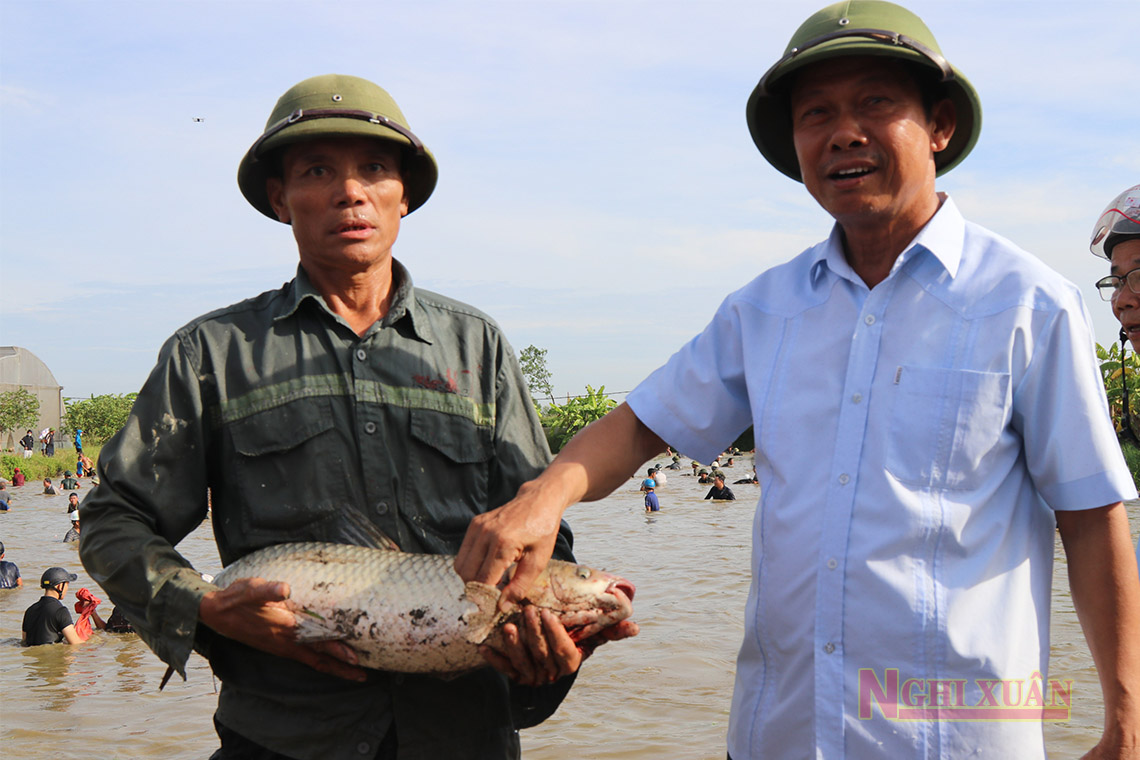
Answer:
[{"xmin": 456, "ymin": 3, "xmax": 1140, "ymax": 757}]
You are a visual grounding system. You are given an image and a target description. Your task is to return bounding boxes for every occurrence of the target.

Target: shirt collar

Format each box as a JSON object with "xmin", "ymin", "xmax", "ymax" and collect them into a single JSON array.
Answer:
[
  {"xmin": 809, "ymin": 193, "xmax": 965, "ymax": 286},
  {"xmin": 276, "ymin": 260, "xmax": 434, "ymax": 343}
]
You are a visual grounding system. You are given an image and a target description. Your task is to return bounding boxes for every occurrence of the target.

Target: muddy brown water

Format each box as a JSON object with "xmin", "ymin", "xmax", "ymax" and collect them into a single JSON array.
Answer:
[{"xmin": 1, "ymin": 466, "xmax": 1134, "ymax": 759}]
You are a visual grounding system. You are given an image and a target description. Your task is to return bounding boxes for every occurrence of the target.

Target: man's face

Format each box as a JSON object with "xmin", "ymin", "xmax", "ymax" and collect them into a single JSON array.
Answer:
[
  {"xmin": 1111, "ymin": 239, "xmax": 1140, "ymax": 350},
  {"xmin": 69, "ymin": 494, "xmax": 79, "ymax": 505},
  {"xmin": 790, "ymin": 56, "xmax": 955, "ymax": 234},
  {"xmin": 266, "ymin": 137, "xmax": 409, "ymax": 278}
]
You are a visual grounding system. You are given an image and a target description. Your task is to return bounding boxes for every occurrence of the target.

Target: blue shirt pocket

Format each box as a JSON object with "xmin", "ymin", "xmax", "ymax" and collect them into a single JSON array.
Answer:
[{"xmin": 885, "ymin": 366, "xmax": 1011, "ymax": 491}]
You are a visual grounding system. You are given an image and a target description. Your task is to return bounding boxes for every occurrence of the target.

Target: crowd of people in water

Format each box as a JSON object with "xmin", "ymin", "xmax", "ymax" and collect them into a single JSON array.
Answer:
[
  {"xmin": 0, "ymin": 458, "xmax": 134, "ymax": 647},
  {"xmin": 639, "ymin": 447, "xmax": 759, "ymax": 511}
]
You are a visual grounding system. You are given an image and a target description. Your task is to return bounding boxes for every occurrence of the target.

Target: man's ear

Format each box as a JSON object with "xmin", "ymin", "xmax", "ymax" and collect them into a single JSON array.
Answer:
[
  {"xmin": 930, "ymin": 97, "xmax": 957, "ymax": 155},
  {"xmin": 266, "ymin": 177, "xmax": 291, "ymax": 224}
]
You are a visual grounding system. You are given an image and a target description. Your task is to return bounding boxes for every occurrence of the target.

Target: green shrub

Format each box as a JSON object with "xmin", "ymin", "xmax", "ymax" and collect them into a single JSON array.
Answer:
[
  {"xmin": 1, "ymin": 444, "xmax": 101, "ymax": 483},
  {"xmin": 541, "ymin": 385, "xmax": 617, "ymax": 453}
]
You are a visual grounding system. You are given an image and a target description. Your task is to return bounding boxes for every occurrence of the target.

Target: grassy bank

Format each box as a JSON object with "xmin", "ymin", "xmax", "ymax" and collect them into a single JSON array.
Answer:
[{"xmin": 1, "ymin": 444, "xmax": 102, "ymax": 482}]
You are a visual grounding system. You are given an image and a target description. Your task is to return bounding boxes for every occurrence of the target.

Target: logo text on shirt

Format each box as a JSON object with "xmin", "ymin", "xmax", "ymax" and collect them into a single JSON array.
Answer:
[{"xmin": 859, "ymin": 668, "xmax": 1072, "ymax": 721}]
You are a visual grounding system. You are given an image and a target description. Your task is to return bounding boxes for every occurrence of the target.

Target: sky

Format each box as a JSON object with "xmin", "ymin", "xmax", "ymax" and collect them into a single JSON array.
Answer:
[{"xmin": 1, "ymin": 0, "xmax": 1137, "ymax": 402}]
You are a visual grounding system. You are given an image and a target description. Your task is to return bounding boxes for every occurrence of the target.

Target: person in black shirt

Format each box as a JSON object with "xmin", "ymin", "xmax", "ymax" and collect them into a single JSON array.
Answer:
[
  {"xmin": 704, "ymin": 473, "xmax": 736, "ymax": 501},
  {"xmin": 0, "ymin": 542, "xmax": 22, "ymax": 589},
  {"xmin": 22, "ymin": 567, "xmax": 81, "ymax": 646}
]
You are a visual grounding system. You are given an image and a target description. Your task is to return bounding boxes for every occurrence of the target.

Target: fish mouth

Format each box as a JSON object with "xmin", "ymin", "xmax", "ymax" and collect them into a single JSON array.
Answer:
[
  {"xmin": 609, "ymin": 579, "xmax": 636, "ymax": 605},
  {"xmin": 557, "ymin": 578, "xmax": 636, "ymax": 642}
]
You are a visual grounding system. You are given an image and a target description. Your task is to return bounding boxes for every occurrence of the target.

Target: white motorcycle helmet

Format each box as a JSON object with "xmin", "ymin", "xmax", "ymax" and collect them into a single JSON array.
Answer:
[{"xmin": 1090, "ymin": 184, "xmax": 1140, "ymax": 259}]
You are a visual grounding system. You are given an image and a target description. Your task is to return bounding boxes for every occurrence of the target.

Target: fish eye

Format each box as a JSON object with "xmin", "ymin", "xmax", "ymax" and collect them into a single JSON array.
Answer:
[{"xmin": 576, "ymin": 566, "xmax": 591, "ymax": 580}]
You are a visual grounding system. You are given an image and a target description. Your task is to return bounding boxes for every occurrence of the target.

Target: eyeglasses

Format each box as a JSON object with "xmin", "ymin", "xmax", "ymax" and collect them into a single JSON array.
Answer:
[{"xmin": 1095, "ymin": 267, "xmax": 1140, "ymax": 301}]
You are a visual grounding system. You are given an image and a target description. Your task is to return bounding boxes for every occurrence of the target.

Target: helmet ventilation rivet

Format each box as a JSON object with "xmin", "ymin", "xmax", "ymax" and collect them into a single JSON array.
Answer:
[
  {"xmin": 838, "ymin": 17, "xmax": 850, "ymax": 26},
  {"xmin": 331, "ymin": 93, "xmax": 343, "ymax": 102}
]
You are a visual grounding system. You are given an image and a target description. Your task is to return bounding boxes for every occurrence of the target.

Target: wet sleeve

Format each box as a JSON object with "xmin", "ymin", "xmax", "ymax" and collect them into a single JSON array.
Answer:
[{"xmin": 78, "ymin": 330, "xmax": 215, "ymax": 677}]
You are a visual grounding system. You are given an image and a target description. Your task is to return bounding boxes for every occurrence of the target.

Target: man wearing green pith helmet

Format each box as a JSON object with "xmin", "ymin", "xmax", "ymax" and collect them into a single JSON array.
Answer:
[
  {"xmin": 79, "ymin": 74, "xmax": 637, "ymax": 760},
  {"xmin": 456, "ymin": 2, "xmax": 1140, "ymax": 758}
]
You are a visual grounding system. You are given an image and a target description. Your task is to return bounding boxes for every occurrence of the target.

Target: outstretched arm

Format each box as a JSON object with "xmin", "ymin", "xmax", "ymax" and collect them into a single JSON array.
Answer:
[
  {"xmin": 1056, "ymin": 502, "xmax": 1140, "ymax": 759},
  {"xmin": 455, "ymin": 403, "xmax": 664, "ymax": 608}
]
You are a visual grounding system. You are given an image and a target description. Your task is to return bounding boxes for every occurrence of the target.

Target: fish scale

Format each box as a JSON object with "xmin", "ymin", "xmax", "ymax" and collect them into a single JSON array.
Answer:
[{"xmin": 212, "ymin": 541, "xmax": 634, "ymax": 676}]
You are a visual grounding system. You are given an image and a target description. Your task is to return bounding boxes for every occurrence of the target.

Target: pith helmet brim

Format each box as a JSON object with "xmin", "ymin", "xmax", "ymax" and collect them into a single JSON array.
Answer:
[
  {"xmin": 746, "ymin": 0, "xmax": 982, "ymax": 182},
  {"xmin": 238, "ymin": 74, "xmax": 439, "ymax": 221}
]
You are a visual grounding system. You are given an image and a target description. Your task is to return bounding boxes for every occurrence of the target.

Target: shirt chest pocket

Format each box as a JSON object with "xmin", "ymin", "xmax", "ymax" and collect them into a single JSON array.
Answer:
[
  {"xmin": 405, "ymin": 409, "xmax": 493, "ymax": 549},
  {"xmin": 885, "ymin": 366, "xmax": 1011, "ymax": 491},
  {"xmin": 228, "ymin": 397, "xmax": 350, "ymax": 537}
]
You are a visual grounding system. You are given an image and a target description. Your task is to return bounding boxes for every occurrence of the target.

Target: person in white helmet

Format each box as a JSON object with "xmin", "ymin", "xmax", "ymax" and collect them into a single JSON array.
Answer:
[{"xmin": 1092, "ymin": 183, "xmax": 1140, "ymax": 578}]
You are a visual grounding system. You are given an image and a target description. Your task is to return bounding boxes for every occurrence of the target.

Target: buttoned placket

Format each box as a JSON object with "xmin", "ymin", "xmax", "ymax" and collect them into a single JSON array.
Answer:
[
  {"xmin": 351, "ymin": 335, "xmax": 397, "ymax": 533},
  {"xmin": 812, "ymin": 273, "xmax": 898, "ymax": 755}
]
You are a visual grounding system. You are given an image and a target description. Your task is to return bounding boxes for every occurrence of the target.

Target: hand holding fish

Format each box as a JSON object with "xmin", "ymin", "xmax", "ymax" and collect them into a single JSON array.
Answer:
[
  {"xmin": 210, "ymin": 543, "xmax": 635, "ymax": 679},
  {"xmin": 455, "ymin": 477, "xmax": 570, "ymax": 612},
  {"xmin": 199, "ymin": 576, "xmax": 368, "ymax": 683},
  {"xmin": 481, "ymin": 606, "xmax": 640, "ymax": 687},
  {"xmin": 456, "ymin": 403, "xmax": 664, "ymax": 611}
]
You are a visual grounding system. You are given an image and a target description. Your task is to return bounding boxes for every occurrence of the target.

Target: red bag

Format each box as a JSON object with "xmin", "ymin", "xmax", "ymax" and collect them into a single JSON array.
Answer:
[{"xmin": 73, "ymin": 587, "xmax": 102, "ymax": 641}]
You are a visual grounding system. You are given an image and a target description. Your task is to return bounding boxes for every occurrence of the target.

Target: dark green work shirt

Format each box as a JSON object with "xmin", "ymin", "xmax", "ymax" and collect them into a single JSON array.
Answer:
[{"xmin": 79, "ymin": 262, "xmax": 574, "ymax": 760}]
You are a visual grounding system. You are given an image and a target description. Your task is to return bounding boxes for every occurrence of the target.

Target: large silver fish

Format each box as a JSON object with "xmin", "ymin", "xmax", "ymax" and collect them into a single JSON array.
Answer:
[{"xmin": 211, "ymin": 542, "xmax": 636, "ymax": 676}]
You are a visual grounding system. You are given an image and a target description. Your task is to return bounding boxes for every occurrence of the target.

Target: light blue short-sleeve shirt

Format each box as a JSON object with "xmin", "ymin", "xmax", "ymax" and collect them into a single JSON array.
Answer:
[{"xmin": 628, "ymin": 196, "xmax": 1136, "ymax": 759}]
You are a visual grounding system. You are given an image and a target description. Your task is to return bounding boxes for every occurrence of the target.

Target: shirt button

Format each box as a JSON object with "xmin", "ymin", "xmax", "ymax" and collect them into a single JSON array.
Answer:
[
  {"xmin": 864, "ymin": 314, "xmax": 876, "ymax": 326},
  {"xmin": 838, "ymin": 473, "xmax": 850, "ymax": 485},
  {"xmin": 851, "ymin": 392, "xmax": 863, "ymax": 404},
  {"xmin": 355, "ymin": 348, "xmax": 367, "ymax": 361},
  {"xmin": 827, "ymin": 558, "xmax": 838, "ymax": 570},
  {"xmin": 364, "ymin": 421, "xmax": 377, "ymax": 435},
  {"xmin": 357, "ymin": 742, "xmax": 371, "ymax": 754},
  {"xmin": 824, "ymin": 642, "xmax": 836, "ymax": 654},
  {"xmin": 376, "ymin": 502, "xmax": 389, "ymax": 515}
]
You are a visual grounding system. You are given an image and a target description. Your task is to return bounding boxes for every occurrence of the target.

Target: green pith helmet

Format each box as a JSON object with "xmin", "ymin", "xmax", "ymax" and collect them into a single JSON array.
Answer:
[
  {"xmin": 238, "ymin": 74, "xmax": 438, "ymax": 221},
  {"xmin": 746, "ymin": 0, "xmax": 982, "ymax": 182}
]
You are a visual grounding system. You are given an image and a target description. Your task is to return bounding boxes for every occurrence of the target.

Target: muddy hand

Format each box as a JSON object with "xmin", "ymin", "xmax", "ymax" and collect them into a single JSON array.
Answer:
[{"xmin": 199, "ymin": 576, "xmax": 366, "ymax": 682}]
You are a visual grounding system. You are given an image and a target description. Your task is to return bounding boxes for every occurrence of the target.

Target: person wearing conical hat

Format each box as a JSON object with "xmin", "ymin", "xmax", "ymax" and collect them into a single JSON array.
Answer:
[
  {"xmin": 457, "ymin": 3, "xmax": 1140, "ymax": 757},
  {"xmin": 80, "ymin": 74, "xmax": 635, "ymax": 759}
]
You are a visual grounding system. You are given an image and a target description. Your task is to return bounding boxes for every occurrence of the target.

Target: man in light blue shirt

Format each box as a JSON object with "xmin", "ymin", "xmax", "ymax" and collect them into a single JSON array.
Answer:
[{"xmin": 456, "ymin": 1, "xmax": 1140, "ymax": 758}]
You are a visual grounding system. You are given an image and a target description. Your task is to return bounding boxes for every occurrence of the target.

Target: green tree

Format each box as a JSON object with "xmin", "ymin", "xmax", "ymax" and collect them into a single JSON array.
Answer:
[
  {"xmin": 0, "ymin": 387, "xmax": 41, "ymax": 436},
  {"xmin": 65, "ymin": 393, "xmax": 138, "ymax": 445},
  {"xmin": 519, "ymin": 344, "xmax": 554, "ymax": 403},
  {"xmin": 542, "ymin": 384, "xmax": 617, "ymax": 452}
]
